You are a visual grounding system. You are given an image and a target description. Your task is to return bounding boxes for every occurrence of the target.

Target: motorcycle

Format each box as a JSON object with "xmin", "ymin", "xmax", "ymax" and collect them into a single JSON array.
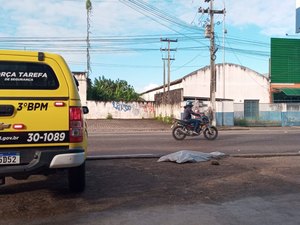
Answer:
[{"xmin": 171, "ymin": 113, "xmax": 218, "ymax": 140}]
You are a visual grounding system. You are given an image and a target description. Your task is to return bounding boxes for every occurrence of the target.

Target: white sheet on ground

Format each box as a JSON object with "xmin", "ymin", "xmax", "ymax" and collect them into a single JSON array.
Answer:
[{"xmin": 157, "ymin": 150, "xmax": 225, "ymax": 164}]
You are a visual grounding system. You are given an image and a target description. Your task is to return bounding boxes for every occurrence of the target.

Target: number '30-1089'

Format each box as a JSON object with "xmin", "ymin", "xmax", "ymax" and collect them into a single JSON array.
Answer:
[{"xmin": 27, "ymin": 132, "xmax": 66, "ymax": 143}]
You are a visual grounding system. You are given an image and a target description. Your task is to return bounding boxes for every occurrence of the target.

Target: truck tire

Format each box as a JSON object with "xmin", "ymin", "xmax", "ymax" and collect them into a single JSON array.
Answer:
[{"xmin": 68, "ymin": 162, "xmax": 86, "ymax": 192}]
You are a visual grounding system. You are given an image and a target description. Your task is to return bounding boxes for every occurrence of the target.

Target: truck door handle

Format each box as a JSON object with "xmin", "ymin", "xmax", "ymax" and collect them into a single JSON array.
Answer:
[{"xmin": 0, "ymin": 105, "xmax": 14, "ymax": 116}]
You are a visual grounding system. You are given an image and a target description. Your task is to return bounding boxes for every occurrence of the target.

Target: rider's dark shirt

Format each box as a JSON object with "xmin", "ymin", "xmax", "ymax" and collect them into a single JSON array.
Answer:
[{"xmin": 182, "ymin": 106, "xmax": 198, "ymax": 120}]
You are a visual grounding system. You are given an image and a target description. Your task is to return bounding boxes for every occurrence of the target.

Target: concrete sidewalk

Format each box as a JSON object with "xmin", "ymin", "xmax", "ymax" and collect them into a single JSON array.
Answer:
[
  {"xmin": 86, "ymin": 119, "xmax": 300, "ymax": 133},
  {"xmin": 87, "ymin": 119, "xmax": 171, "ymax": 133}
]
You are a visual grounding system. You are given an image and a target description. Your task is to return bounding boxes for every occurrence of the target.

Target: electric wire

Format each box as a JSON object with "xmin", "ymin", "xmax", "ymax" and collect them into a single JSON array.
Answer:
[{"xmin": 0, "ymin": 0, "xmax": 277, "ymax": 72}]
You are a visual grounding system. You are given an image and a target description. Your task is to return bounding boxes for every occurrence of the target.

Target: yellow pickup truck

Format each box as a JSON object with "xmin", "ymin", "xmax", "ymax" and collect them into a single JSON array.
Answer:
[{"xmin": 0, "ymin": 50, "xmax": 88, "ymax": 192}]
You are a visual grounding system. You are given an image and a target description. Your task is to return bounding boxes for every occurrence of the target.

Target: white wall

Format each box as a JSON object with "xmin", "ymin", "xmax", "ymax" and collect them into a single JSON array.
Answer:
[
  {"xmin": 182, "ymin": 67, "xmax": 211, "ymax": 99},
  {"xmin": 73, "ymin": 72, "xmax": 87, "ymax": 105},
  {"xmin": 85, "ymin": 101, "xmax": 155, "ymax": 119},
  {"xmin": 155, "ymin": 100, "xmax": 234, "ymax": 120},
  {"xmin": 155, "ymin": 102, "xmax": 182, "ymax": 119}
]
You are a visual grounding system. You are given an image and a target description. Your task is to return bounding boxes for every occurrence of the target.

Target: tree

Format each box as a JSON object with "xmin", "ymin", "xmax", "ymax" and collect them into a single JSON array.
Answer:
[{"xmin": 88, "ymin": 76, "xmax": 142, "ymax": 101}]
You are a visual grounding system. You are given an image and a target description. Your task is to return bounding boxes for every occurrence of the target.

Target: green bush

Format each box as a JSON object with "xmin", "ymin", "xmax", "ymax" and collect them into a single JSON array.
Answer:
[
  {"xmin": 156, "ymin": 114, "xmax": 174, "ymax": 124},
  {"xmin": 155, "ymin": 114, "xmax": 163, "ymax": 121},
  {"xmin": 234, "ymin": 118, "xmax": 248, "ymax": 126},
  {"xmin": 106, "ymin": 113, "xmax": 113, "ymax": 120}
]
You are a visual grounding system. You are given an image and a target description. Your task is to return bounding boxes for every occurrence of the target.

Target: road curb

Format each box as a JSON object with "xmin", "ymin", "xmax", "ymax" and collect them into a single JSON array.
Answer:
[
  {"xmin": 87, "ymin": 152, "xmax": 300, "ymax": 160},
  {"xmin": 87, "ymin": 153, "xmax": 164, "ymax": 160},
  {"xmin": 230, "ymin": 152, "xmax": 300, "ymax": 158}
]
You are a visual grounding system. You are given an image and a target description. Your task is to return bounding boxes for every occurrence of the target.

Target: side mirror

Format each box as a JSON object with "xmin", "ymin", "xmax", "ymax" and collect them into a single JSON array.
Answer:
[{"xmin": 82, "ymin": 106, "xmax": 89, "ymax": 114}]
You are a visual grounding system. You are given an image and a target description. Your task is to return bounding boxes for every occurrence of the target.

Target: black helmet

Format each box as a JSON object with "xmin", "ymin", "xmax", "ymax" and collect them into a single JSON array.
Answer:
[{"xmin": 186, "ymin": 101, "xmax": 193, "ymax": 107}]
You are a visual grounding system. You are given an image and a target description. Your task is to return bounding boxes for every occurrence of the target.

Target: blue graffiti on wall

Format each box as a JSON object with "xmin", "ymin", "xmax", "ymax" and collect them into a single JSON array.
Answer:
[{"xmin": 112, "ymin": 101, "xmax": 132, "ymax": 112}]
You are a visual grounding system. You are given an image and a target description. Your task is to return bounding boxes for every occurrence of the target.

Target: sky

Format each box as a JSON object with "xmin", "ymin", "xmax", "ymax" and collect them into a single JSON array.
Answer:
[{"xmin": 0, "ymin": 0, "xmax": 297, "ymax": 92}]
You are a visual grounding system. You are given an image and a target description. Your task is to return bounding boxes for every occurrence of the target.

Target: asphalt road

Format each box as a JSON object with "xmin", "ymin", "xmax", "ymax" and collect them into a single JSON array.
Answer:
[
  {"xmin": 88, "ymin": 127, "xmax": 300, "ymax": 156},
  {"xmin": 1, "ymin": 120, "xmax": 300, "ymax": 225}
]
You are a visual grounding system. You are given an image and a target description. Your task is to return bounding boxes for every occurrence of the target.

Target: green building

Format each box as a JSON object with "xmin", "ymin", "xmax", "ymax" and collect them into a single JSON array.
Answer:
[{"xmin": 271, "ymin": 38, "xmax": 300, "ymax": 102}]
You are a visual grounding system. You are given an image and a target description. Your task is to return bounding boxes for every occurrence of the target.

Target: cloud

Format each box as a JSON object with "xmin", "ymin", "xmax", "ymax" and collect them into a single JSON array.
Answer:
[
  {"xmin": 89, "ymin": 1, "xmax": 177, "ymax": 36},
  {"xmin": 0, "ymin": 0, "xmax": 296, "ymax": 87},
  {"xmin": 1, "ymin": 0, "xmax": 296, "ymax": 38},
  {"xmin": 0, "ymin": 0, "xmax": 172, "ymax": 38},
  {"xmin": 2, "ymin": 0, "xmax": 86, "ymax": 37},
  {"xmin": 224, "ymin": 0, "xmax": 295, "ymax": 36}
]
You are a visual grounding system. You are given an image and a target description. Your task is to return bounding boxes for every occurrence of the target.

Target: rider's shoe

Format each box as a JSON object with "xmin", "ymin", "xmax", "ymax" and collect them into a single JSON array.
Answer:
[{"xmin": 192, "ymin": 131, "xmax": 198, "ymax": 135}]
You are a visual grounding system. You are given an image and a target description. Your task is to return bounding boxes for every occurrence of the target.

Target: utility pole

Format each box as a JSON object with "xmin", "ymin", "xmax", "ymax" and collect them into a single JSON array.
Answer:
[
  {"xmin": 160, "ymin": 38, "xmax": 177, "ymax": 101},
  {"xmin": 222, "ymin": 1, "xmax": 227, "ymax": 126},
  {"xmin": 163, "ymin": 60, "xmax": 166, "ymax": 94},
  {"xmin": 86, "ymin": 0, "xmax": 92, "ymax": 78},
  {"xmin": 199, "ymin": 0, "xmax": 225, "ymax": 125}
]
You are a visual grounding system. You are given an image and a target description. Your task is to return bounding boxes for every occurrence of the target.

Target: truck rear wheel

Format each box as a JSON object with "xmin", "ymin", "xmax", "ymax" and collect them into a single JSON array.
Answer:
[{"xmin": 68, "ymin": 162, "xmax": 86, "ymax": 192}]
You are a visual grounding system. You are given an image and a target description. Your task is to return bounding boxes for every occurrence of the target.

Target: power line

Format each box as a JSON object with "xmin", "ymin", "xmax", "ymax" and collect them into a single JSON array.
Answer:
[
  {"xmin": 0, "ymin": 32, "xmax": 270, "ymax": 52},
  {"xmin": 119, "ymin": 0, "xmax": 203, "ymax": 32},
  {"xmin": 119, "ymin": 0, "xmax": 209, "ymax": 47}
]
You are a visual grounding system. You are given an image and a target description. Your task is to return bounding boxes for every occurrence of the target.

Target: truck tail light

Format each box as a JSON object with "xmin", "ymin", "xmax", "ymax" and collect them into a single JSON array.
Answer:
[
  {"xmin": 13, "ymin": 124, "xmax": 26, "ymax": 130},
  {"xmin": 69, "ymin": 107, "xmax": 83, "ymax": 143}
]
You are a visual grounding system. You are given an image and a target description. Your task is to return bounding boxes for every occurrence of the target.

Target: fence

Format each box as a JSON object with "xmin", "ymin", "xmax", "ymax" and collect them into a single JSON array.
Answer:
[
  {"xmin": 234, "ymin": 103, "xmax": 300, "ymax": 126},
  {"xmin": 84, "ymin": 100, "xmax": 300, "ymax": 127}
]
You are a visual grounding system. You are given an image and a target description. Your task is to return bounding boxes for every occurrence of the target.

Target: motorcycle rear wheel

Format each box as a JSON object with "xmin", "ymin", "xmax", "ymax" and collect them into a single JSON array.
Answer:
[
  {"xmin": 204, "ymin": 126, "xmax": 218, "ymax": 140},
  {"xmin": 172, "ymin": 126, "xmax": 187, "ymax": 140}
]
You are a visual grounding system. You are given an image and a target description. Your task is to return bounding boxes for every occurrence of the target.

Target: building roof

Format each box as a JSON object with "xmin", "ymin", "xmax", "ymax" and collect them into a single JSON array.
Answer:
[
  {"xmin": 280, "ymin": 88, "xmax": 300, "ymax": 96},
  {"xmin": 140, "ymin": 63, "xmax": 268, "ymax": 94}
]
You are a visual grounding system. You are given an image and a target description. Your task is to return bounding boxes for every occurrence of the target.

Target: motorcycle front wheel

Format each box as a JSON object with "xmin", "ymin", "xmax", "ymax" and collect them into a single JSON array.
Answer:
[
  {"xmin": 204, "ymin": 126, "xmax": 218, "ymax": 140},
  {"xmin": 172, "ymin": 126, "xmax": 187, "ymax": 140}
]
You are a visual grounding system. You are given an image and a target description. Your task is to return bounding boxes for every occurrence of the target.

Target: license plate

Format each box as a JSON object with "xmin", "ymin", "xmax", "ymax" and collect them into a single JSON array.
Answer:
[{"xmin": 0, "ymin": 153, "xmax": 20, "ymax": 165}]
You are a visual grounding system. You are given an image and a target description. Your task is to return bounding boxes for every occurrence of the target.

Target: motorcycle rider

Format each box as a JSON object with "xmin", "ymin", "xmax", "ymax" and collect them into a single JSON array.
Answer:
[{"xmin": 182, "ymin": 101, "xmax": 201, "ymax": 135}]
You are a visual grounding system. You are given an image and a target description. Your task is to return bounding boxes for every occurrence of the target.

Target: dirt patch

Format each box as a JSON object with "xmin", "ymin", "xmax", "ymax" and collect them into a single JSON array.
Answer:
[
  {"xmin": 1, "ymin": 156, "xmax": 299, "ymax": 224},
  {"xmin": 88, "ymin": 156, "xmax": 300, "ymax": 206}
]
